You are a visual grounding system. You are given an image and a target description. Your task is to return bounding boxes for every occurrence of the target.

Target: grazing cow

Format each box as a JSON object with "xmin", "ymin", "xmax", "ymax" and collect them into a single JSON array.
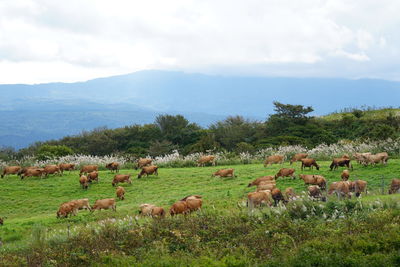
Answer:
[
  {"xmin": 57, "ymin": 202, "xmax": 78, "ymax": 218},
  {"xmin": 212, "ymin": 168, "xmax": 235, "ymax": 178},
  {"xmin": 299, "ymin": 174, "xmax": 326, "ymax": 190},
  {"xmin": 275, "ymin": 168, "xmax": 296, "ymax": 180},
  {"xmin": 290, "ymin": 153, "xmax": 308, "ymax": 165},
  {"xmin": 247, "ymin": 190, "xmax": 272, "ymax": 209},
  {"xmin": 248, "ymin": 176, "xmax": 275, "ymax": 187},
  {"xmin": 330, "ymin": 158, "xmax": 352, "ymax": 170},
  {"xmin": 21, "ymin": 168, "xmax": 44, "ymax": 179},
  {"xmin": 80, "ymin": 165, "xmax": 98, "ymax": 175},
  {"xmin": 375, "ymin": 152, "xmax": 389, "ymax": 165},
  {"xmin": 137, "ymin": 166, "xmax": 158, "ymax": 178},
  {"xmin": 18, "ymin": 166, "xmax": 38, "ymax": 177},
  {"xmin": 352, "ymin": 180, "xmax": 368, "ymax": 197},
  {"xmin": 271, "ymin": 188, "xmax": 286, "ymax": 206},
  {"xmin": 353, "ymin": 153, "xmax": 371, "ymax": 164},
  {"xmin": 139, "ymin": 204, "xmax": 165, "ymax": 217},
  {"xmin": 388, "ymin": 179, "xmax": 400, "ymax": 194},
  {"xmin": 135, "ymin": 158, "xmax": 153, "ymax": 170},
  {"xmin": 181, "ymin": 195, "xmax": 203, "ymax": 212},
  {"xmin": 328, "ymin": 181, "xmax": 351, "ymax": 199},
  {"xmin": 43, "ymin": 165, "xmax": 61, "ymax": 177},
  {"xmin": 70, "ymin": 198, "xmax": 91, "ymax": 211},
  {"xmin": 361, "ymin": 152, "xmax": 389, "ymax": 166},
  {"xmin": 264, "ymin": 155, "xmax": 284, "ymax": 167},
  {"xmin": 197, "ymin": 155, "xmax": 216, "ymax": 167},
  {"xmin": 79, "ymin": 175, "xmax": 89, "ymax": 189},
  {"xmin": 106, "ymin": 162, "xmax": 120, "ymax": 173},
  {"xmin": 301, "ymin": 158, "xmax": 320, "ymax": 170},
  {"xmin": 112, "ymin": 174, "xmax": 132, "ymax": 186},
  {"xmin": 341, "ymin": 170, "xmax": 350, "ymax": 181},
  {"xmin": 284, "ymin": 187, "xmax": 298, "ymax": 201},
  {"xmin": 256, "ymin": 180, "xmax": 276, "ymax": 191},
  {"xmin": 92, "ymin": 198, "xmax": 116, "ymax": 212},
  {"xmin": 170, "ymin": 201, "xmax": 189, "ymax": 216},
  {"xmin": 58, "ymin": 163, "xmax": 75, "ymax": 174},
  {"xmin": 308, "ymin": 185, "xmax": 325, "ymax": 201},
  {"xmin": 116, "ymin": 186, "xmax": 125, "ymax": 200},
  {"xmin": 1, "ymin": 166, "xmax": 21, "ymax": 178},
  {"xmin": 87, "ymin": 171, "xmax": 99, "ymax": 183}
]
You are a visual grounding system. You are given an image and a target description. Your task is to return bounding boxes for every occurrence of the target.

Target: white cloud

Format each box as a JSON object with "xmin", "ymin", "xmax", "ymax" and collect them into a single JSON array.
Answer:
[{"xmin": 0, "ymin": 0, "xmax": 399, "ymax": 83}]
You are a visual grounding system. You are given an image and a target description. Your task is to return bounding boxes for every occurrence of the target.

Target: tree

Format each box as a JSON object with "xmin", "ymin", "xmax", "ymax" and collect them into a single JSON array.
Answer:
[
  {"xmin": 272, "ymin": 101, "xmax": 314, "ymax": 119},
  {"xmin": 155, "ymin": 114, "xmax": 201, "ymax": 146}
]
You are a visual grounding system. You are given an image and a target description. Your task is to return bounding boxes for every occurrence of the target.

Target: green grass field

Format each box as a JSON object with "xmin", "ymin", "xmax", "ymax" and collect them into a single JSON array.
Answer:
[
  {"xmin": 1, "ymin": 160, "xmax": 399, "ymax": 248},
  {"xmin": 321, "ymin": 108, "xmax": 400, "ymax": 121}
]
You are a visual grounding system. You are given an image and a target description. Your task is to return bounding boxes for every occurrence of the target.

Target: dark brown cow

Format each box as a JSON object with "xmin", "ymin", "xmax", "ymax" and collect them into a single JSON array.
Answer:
[
  {"xmin": 137, "ymin": 166, "xmax": 158, "ymax": 178},
  {"xmin": 112, "ymin": 174, "xmax": 132, "ymax": 186},
  {"xmin": 106, "ymin": 162, "xmax": 120, "ymax": 173},
  {"xmin": 1, "ymin": 166, "xmax": 22, "ymax": 178},
  {"xmin": 271, "ymin": 188, "xmax": 286, "ymax": 206},
  {"xmin": 301, "ymin": 158, "xmax": 320, "ymax": 170}
]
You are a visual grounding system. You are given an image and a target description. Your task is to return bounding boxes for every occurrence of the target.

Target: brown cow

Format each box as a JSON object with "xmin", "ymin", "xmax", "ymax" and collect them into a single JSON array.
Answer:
[
  {"xmin": 70, "ymin": 198, "xmax": 91, "ymax": 211},
  {"xmin": 353, "ymin": 153, "xmax": 371, "ymax": 164},
  {"xmin": 256, "ymin": 180, "xmax": 276, "ymax": 191},
  {"xmin": 308, "ymin": 185, "xmax": 326, "ymax": 201},
  {"xmin": 212, "ymin": 168, "xmax": 235, "ymax": 178},
  {"xmin": 137, "ymin": 166, "xmax": 158, "ymax": 178},
  {"xmin": 112, "ymin": 174, "xmax": 132, "ymax": 186},
  {"xmin": 275, "ymin": 168, "xmax": 296, "ymax": 179},
  {"xmin": 361, "ymin": 152, "xmax": 389, "ymax": 166},
  {"xmin": 21, "ymin": 168, "xmax": 44, "ymax": 179},
  {"xmin": 181, "ymin": 195, "xmax": 203, "ymax": 212},
  {"xmin": 59, "ymin": 163, "xmax": 75, "ymax": 174},
  {"xmin": 290, "ymin": 153, "xmax": 308, "ymax": 165},
  {"xmin": 330, "ymin": 158, "xmax": 352, "ymax": 170},
  {"xmin": 79, "ymin": 175, "xmax": 89, "ymax": 189},
  {"xmin": 248, "ymin": 176, "xmax": 275, "ymax": 187},
  {"xmin": 92, "ymin": 198, "xmax": 116, "ymax": 212},
  {"xmin": 341, "ymin": 170, "xmax": 350, "ymax": 181},
  {"xmin": 170, "ymin": 201, "xmax": 189, "ymax": 216},
  {"xmin": 116, "ymin": 186, "xmax": 125, "ymax": 200},
  {"xmin": 328, "ymin": 181, "xmax": 351, "ymax": 199},
  {"xmin": 264, "ymin": 155, "xmax": 284, "ymax": 167},
  {"xmin": 79, "ymin": 165, "xmax": 98, "ymax": 175},
  {"xmin": 352, "ymin": 180, "xmax": 367, "ymax": 197},
  {"xmin": 197, "ymin": 155, "xmax": 216, "ymax": 167},
  {"xmin": 18, "ymin": 166, "xmax": 38, "ymax": 177},
  {"xmin": 301, "ymin": 158, "xmax": 320, "ymax": 170},
  {"xmin": 56, "ymin": 202, "xmax": 77, "ymax": 218},
  {"xmin": 43, "ymin": 165, "xmax": 61, "ymax": 177},
  {"xmin": 139, "ymin": 204, "xmax": 165, "ymax": 217},
  {"xmin": 247, "ymin": 190, "xmax": 272, "ymax": 209},
  {"xmin": 106, "ymin": 162, "xmax": 120, "ymax": 173},
  {"xmin": 284, "ymin": 187, "xmax": 298, "ymax": 201},
  {"xmin": 388, "ymin": 179, "xmax": 400, "ymax": 194},
  {"xmin": 1, "ymin": 166, "xmax": 21, "ymax": 178},
  {"xmin": 87, "ymin": 171, "xmax": 99, "ymax": 183},
  {"xmin": 299, "ymin": 174, "xmax": 326, "ymax": 190},
  {"xmin": 271, "ymin": 188, "xmax": 286, "ymax": 206},
  {"xmin": 135, "ymin": 158, "xmax": 153, "ymax": 170}
]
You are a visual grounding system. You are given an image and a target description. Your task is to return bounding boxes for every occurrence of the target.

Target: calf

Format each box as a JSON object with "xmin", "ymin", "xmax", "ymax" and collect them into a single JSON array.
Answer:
[
  {"xmin": 112, "ymin": 174, "xmax": 132, "ymax": 186},
  {"xmin": 116, "ymin": 186, "xmax": 126, "ymax": 200},
  {"xmin": 264, "ymin": 155, "xmax": 284, "ymax": 167},
  {"xmin": 1, "ymin": 166, "xmax": 22, "ymax": 178},
  {"xmin": 57, "ymin": 202, "xmax": 78, "ymax": 218},
  {"xmin": 79, "ymin": 175, "xmax": 89, "ymax": 189},
  {"xmin": 301, "ymin": 158, "xmax": 320, "ymax": 170},
  {"xmin": 169, "ymin": 201, "xmax": 189, "ymax": 216},
  {"xmin": 92, "ymin": 198, "xmax": 116, "ymax": 212},
  {"xmin": 212, "ymin": 168, "xmax": 235, "ymax": 178},
  {"xmin": 352, "ymin": 180, "xmax": 367, "ymax": 197},
  {"xmin": 137, "ymin": 166, "xmax": 158, "ymax": 178},
  {"xmin": 271, "ymin": 188, "xmax": 286, "ymax": 206},
  {"xmin": 275, "ymin": 168, "xmax": 295, "ymax": 179},
  {"xmin": 106, "ymin": 162, "xmax": 120, "ymax": 173},
  {"xmin": 248, "ymin": 176, "xmax": 274, "ymax": 187},
  {"xmin": 197, "ymin": 155, "xmax": 216, "ymax": 167},
  {"xmin": 290, "ymin": 153, "xmax": 308, "ymax": 165},
  {"xmin": 87, "ymin": 171, "xmax": 99, "ymax": 183},
  {"xmin": 388, "ymin": 179, "xmax": 400, "ymax": 194},
  {"xmin": 79, "ymin": 165, "xmax": 98, "ymax": 175}
]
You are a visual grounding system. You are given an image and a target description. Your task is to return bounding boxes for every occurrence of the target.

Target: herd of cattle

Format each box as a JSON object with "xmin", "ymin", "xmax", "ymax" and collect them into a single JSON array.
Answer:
[{"xmin": 1, "ymin": 153, "xmax": 400, "ymax": 222}]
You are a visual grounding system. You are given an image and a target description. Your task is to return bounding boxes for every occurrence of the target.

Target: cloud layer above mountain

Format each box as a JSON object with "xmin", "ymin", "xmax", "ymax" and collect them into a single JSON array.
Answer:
[{"xmin": 0, "ymin": 0, "xmax": 399, "ymax": 83}]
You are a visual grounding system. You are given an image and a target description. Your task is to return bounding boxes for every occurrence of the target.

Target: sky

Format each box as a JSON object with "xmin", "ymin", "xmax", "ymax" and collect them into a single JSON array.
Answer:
[{"xmin": 0, "ymin": 0, "xmax": 399, "ymax": 84}]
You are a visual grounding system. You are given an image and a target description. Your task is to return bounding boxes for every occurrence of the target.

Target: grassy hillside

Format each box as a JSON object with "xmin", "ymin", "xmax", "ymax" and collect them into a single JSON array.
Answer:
[
  {"xmin": 322, "ymin": 108, "xmax": 400, "ymax": 121},
  {"xmin": 1, "ymin": 160, "xmax": 399, "ymax": 249}
]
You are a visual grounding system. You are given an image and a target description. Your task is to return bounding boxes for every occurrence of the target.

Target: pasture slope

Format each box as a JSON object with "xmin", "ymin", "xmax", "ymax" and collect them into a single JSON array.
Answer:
[{"xmin": 0, "ymin": 160, "xmax": 400, "ymax": 265}]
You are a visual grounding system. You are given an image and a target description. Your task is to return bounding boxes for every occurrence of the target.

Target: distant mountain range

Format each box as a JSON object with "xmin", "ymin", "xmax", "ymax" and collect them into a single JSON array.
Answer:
[{"xmin": 0, "ymin": 70, "xmax": 399, "ymax": 149}]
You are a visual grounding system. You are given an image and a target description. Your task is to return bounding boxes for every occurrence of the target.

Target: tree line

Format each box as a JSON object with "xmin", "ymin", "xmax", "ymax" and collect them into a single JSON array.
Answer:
[{"xmin": 3, "ymin": 102, "xmax": 399, "ymax": 160}]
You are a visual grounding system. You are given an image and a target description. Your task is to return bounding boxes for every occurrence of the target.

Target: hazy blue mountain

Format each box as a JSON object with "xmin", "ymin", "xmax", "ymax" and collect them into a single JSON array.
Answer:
[{"xmin": 0, "ymin": 70, "xmax": 399, "ymax": 148}]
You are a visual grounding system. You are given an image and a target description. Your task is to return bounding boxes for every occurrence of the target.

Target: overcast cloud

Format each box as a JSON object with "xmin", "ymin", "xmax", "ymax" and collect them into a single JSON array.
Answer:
[{"xmin": 0, "ymin": 0, "xmax": 399, "ymax": 84}]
